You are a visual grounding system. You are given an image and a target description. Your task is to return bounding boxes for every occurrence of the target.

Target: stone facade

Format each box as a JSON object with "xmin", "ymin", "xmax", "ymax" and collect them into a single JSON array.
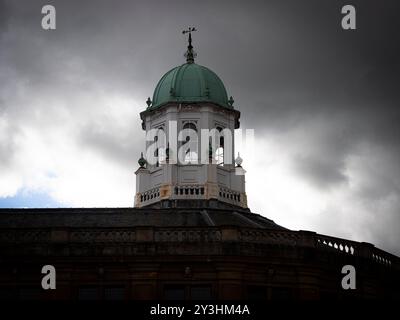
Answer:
[{"xmin": 0, "ymin": 207, "xmax": 399, "ymax": 300}]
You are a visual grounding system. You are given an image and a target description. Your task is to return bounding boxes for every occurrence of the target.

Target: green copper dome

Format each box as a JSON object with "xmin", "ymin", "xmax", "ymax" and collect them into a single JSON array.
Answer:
[{"xmin": 149, "ymin": 62, "xmax": 233, "ymax": 110}]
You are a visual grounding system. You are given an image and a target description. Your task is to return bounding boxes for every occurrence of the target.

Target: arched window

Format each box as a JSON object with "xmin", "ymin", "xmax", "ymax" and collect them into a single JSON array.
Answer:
[
  {"xmin": 154, "ymin": 147, "xmax": 159, "ymax": 167},
  {"xmin": 215, "ymin": 127, "xmax": 224, "ymax": 165},
  {"xmin": 215, "ymin": 147, "xmax": 223, "ymax": 165},
  {"xmin": 154, "ymin": 127, "xmax": 165, "ymax": 167},
  {"xmin": 182, "ymin": 122, "xmax": 197, "ymax": 141},
  {"xmin": 184, "ymin": 150, "xmax": 198, "ymax": 163},
  {"xmin": 182, "ymin": 122, "xmax": 198, "ymax": 164},
  {"xmin": 182, "ymin": 122, "xmax": 197, "ymax": 132}
]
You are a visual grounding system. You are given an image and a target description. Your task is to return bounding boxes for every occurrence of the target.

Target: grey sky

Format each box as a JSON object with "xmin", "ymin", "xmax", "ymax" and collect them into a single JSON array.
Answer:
[{"xmin": 0, "ymin": 0, "xmax": 399, "ymax": 255}]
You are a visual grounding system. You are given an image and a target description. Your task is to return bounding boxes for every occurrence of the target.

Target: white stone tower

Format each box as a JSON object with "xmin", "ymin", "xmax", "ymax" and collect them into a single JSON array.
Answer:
[{"xmin": 135, "ymin": 29, "xmax": 247, "ymax": 209}]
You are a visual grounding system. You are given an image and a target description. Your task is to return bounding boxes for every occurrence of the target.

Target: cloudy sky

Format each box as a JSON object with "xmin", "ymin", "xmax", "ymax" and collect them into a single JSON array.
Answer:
[{"xmin": 0, "ymin": 0, "xmax": 399, "ymax": 255}]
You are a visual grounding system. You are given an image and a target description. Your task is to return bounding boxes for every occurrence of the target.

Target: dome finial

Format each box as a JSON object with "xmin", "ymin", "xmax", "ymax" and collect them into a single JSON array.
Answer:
[
  {"xmin": 146, "ymin": 97, "xmax": 152, "ymax": 107},
  {"xmin": 182, "ymin": 27, "xmax": 197, "ymax": 63},
  {"xmin": 138, "ymin": 152, "xmax": 147, "ymax": 168}
]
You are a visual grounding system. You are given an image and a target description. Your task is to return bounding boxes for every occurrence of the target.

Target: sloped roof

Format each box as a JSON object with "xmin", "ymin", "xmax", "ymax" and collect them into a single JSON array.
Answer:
[{"xmin": 0, "ymin": 207, "xmax": 286, "ymax": 230}]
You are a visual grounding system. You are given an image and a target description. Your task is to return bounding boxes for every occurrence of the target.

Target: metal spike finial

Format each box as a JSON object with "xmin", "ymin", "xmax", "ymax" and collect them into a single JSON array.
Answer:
[{"xmin": 182, "ymin": 27, "xmax": 197, "ymax": 63}]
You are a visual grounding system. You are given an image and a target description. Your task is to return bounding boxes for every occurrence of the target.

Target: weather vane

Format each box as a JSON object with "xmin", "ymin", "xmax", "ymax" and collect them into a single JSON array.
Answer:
[{"xmin": 182, "ymin": 27, "xmax": 197, "ymax": 63}]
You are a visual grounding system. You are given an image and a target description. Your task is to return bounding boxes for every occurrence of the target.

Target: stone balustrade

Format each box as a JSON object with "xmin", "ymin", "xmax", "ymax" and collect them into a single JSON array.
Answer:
[
  {"xmin": 137, "ymin": 187, "xmax": 160, "ymax": 205},
  {"xmin": 218, "ymin": 187, "xmax": 241, "ymax": 205},
  {"xmin": 315, "ymin": 233, "xmax": 358, "ymax": 255},
  {"xmin": 0, "ymin": 226, "xmax": 398, "ymax": 269},
  {"xmin": 173, "ymin": 185, "xmax": 205, "ymax": 197}
]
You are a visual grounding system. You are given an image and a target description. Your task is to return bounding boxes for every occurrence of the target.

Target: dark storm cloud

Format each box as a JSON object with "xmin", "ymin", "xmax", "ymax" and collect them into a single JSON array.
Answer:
[
  {"xmin": 226, "ymin": 0, "xmax": 400, "ymax": 200},
  {"xmin": 78, "ymin": 117, "xmax": 143, "ymax": 168},
  {"xmin": 0, "ymin": 0, "xmax": 399, "ymax": 253},
  {"xmin": 293, "ymin": 155, "xmax": 348, "ymax": 189}
]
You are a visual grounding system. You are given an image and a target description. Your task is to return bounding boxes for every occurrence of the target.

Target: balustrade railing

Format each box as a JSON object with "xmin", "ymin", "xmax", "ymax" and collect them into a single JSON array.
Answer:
[
  {"xmin": 218, "ymin": 187, "xmax": 241, "ymax": 205},
  {"xmin": 0, "ymin": 226, "xmax": 397, "ymax": 268},
  {"xmin": 173, "ymin": 185, "xmax": 205, "ymax": 197},
  {"xmin": 137, "ymin": 187, "xmax": 160, "ymax": 205}
]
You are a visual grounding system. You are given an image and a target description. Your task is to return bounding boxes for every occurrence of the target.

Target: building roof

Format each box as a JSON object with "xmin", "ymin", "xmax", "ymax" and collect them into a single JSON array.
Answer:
[
  {"xmin": 1, "ymin": 207, "xmax": 398, "ymax": 269},
  {"xmin": 0, "ymin": 207, "xmax": 285, "ymax": 230},
  {"xmin": 149, "ymin": 63, "xmax": 232, "ymax": 110}
]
